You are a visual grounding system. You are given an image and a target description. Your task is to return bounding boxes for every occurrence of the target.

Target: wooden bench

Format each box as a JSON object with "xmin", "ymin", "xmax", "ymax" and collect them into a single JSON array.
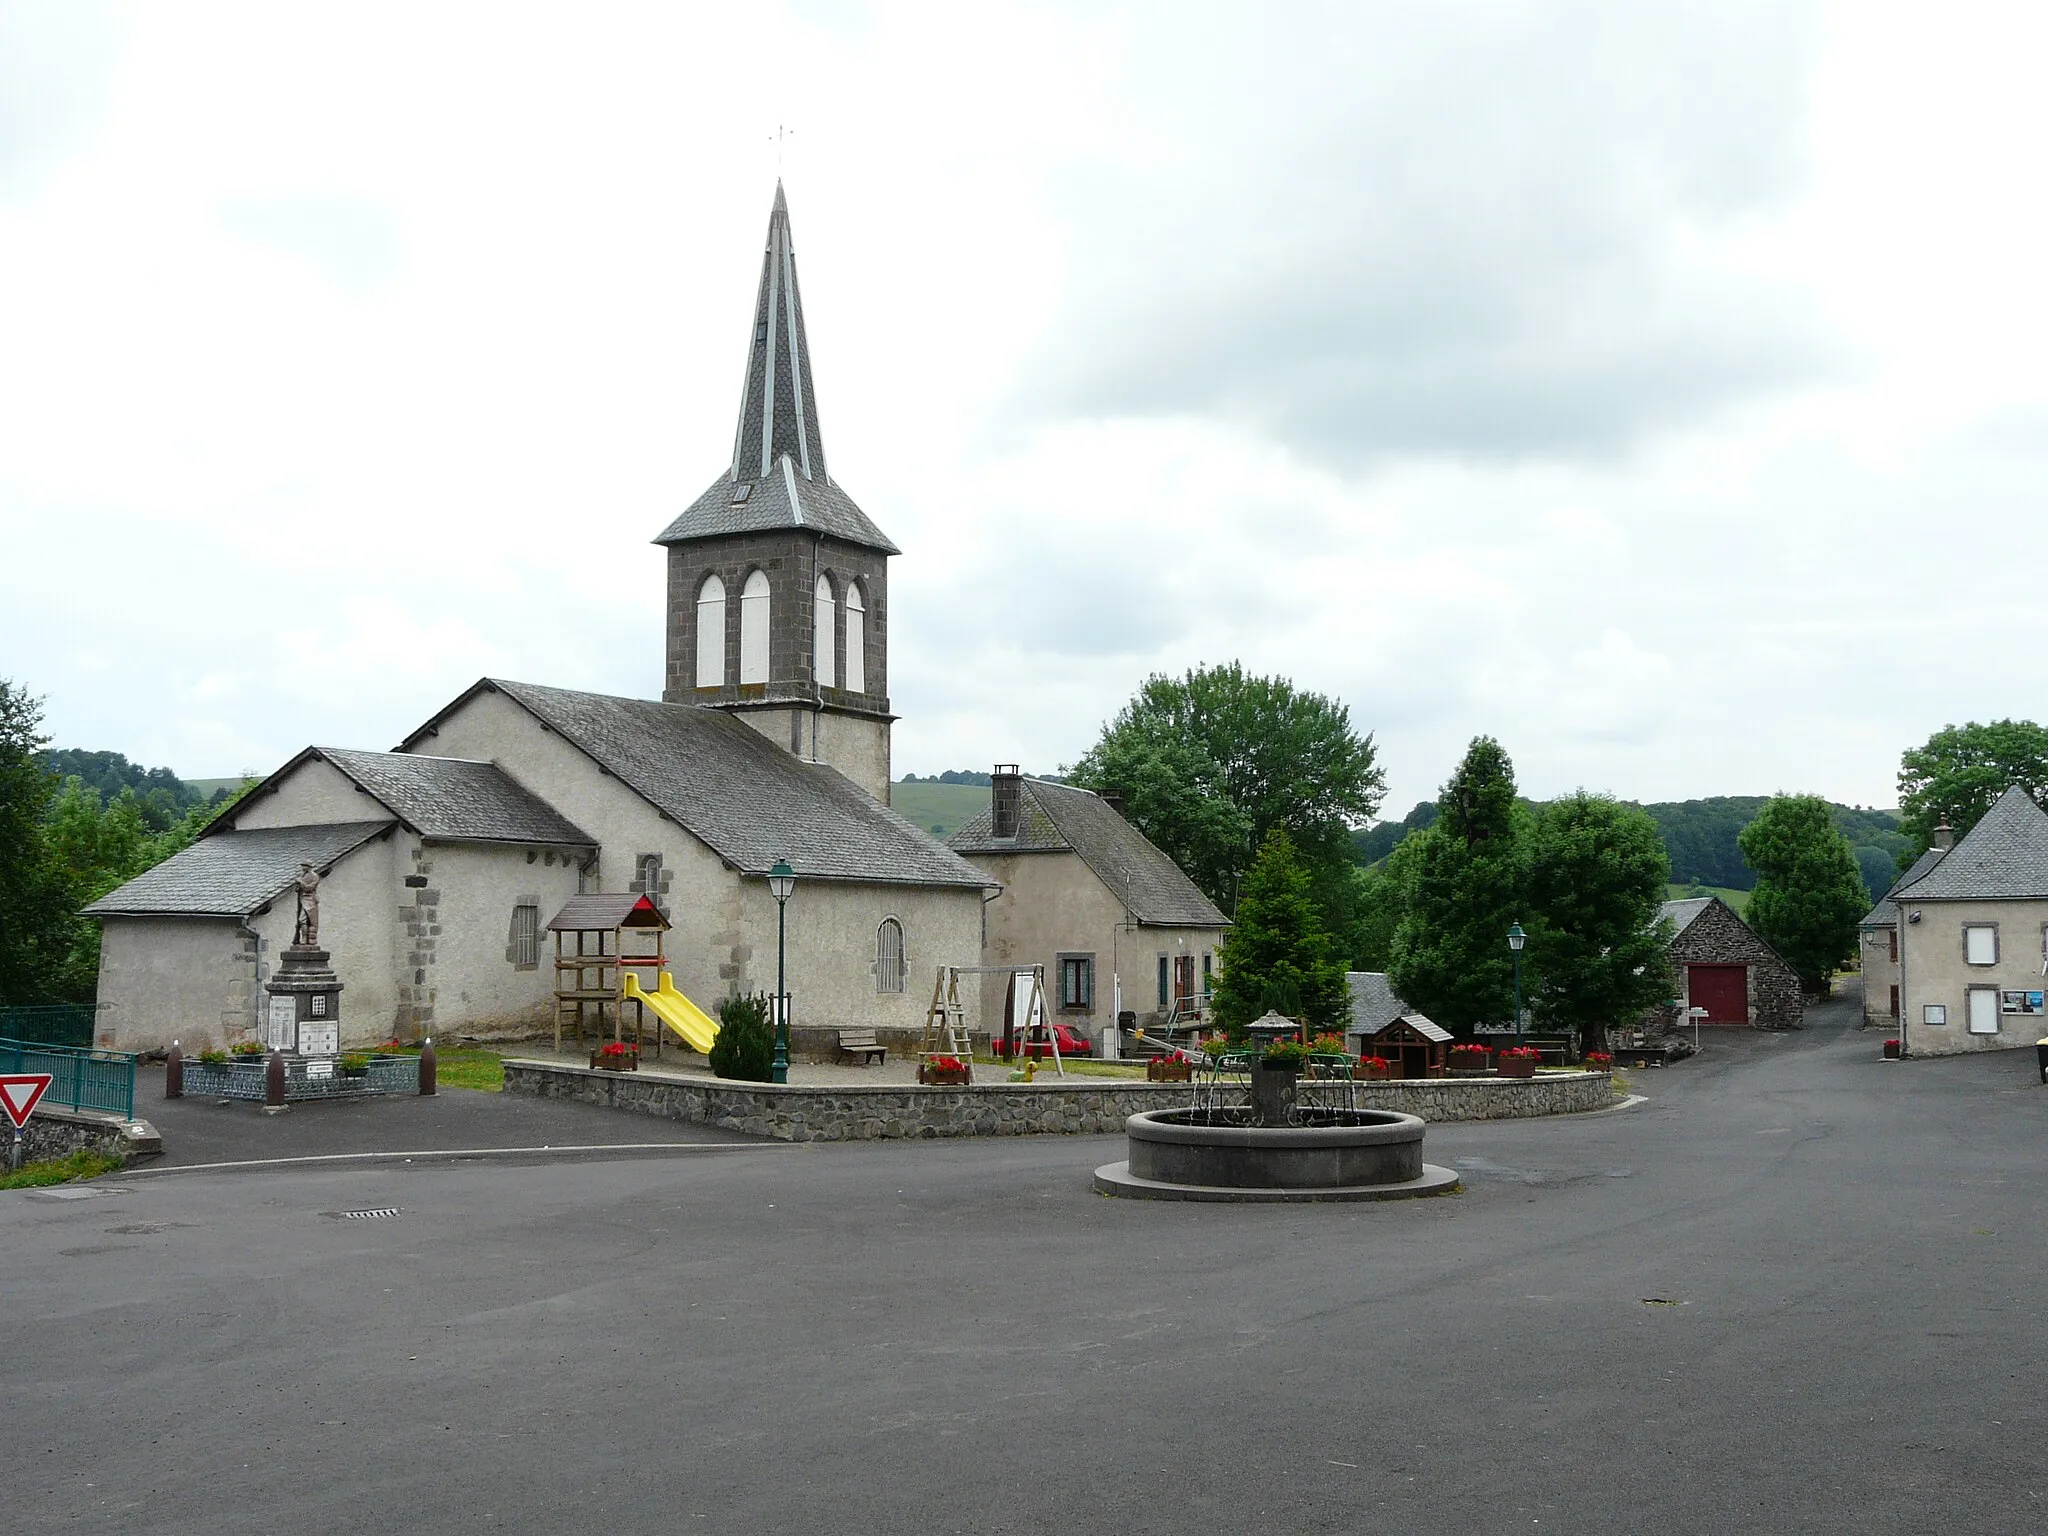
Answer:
[{"xmin": 837, "ymin": 1028, "xmax": 887, "ymax": 1066}]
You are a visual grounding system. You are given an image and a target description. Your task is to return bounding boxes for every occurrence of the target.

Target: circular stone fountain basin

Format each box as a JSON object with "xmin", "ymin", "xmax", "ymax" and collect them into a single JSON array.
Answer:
[{"xmin": 1094, "ymin": 1107, "xmax": 1460, "ymax": 1203}]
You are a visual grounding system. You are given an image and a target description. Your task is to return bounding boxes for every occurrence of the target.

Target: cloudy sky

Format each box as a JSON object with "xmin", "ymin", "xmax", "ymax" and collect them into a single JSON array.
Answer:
[{"xmin": 4, "ymin": 1, "xmax": 2043, "ymax": 818}]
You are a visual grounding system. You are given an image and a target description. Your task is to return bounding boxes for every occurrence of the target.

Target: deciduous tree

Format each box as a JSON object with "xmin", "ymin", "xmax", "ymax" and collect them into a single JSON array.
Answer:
[
  {"xmin": 1738, "ymin": 794, "xmax": 1870, "ymax": 993},
  {"xmin": 1525, "ymin": 792, "xmax": 1674, "ymax": 1055},
  {"xmin": 1897, "ymin": 719, "xmax": 2048, "ymax": 857}
]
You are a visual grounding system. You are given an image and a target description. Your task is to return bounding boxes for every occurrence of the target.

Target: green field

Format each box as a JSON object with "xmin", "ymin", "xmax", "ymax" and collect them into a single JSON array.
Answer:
[
  {"xmin": 1667, "ymin": 883, "xmax": 1750, "ymax": 914},
  {"xmin": 890, "ymin": 781, "xmax": 991, "ymax": 838}
]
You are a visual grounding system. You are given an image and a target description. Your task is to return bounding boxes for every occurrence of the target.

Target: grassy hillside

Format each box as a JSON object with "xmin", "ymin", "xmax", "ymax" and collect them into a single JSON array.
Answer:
[
  {"xmin": 1666, "ymin": 883, "xmax": 1751, "ymax": 915},
  {"xmin": 891, "ymin": 781, "xmax": 991, "ymax": 838}
]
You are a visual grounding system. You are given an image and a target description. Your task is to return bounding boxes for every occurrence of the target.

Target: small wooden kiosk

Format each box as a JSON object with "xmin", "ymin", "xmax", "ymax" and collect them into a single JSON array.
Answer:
[
  {"xmin": 547, "ymin": 894, "xmax": 669, "ymax": 1053},
  {"xmin": 1365, "ymin": 1013, "xmax": 1453, "ymax": 1080}
]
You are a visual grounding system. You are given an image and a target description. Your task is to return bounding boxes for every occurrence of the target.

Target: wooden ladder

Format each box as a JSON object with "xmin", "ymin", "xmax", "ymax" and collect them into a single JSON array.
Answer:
[{"xmin": 921, "ymin": 968, "xmax": 975, "ymax": 1083}]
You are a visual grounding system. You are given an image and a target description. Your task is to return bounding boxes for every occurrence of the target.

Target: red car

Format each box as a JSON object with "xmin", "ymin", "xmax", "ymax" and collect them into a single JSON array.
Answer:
[{"xmin": 999, "ymin": 1023, "xmax": 1093, "ymax": 1059}]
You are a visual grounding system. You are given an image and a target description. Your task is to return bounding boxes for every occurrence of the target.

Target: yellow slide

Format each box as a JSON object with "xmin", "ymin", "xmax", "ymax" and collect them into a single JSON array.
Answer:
[{"xmin": 623, "ymin": 971, "xmax": 721, "ymax": 1055}]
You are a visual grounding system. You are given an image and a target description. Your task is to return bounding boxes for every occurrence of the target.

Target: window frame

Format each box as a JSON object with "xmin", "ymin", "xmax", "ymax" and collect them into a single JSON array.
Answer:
[
  {"xmin": 738, "ymin": 569, "xmax": 771, "ymax": 685},
  {"xmin": 874, "ymin": 917, "xmax": 906, "ymax": 995},
  {"xmin": 843, "ymin": 581, "xmax": 866, "ymax": 693},
  {"xmin": 510, "ymin": 902, "xmax": 540, "ymax": 969},
  {"xmin": 1057, "ymin": 953, "xmax": 1095, "ymax": 1013},
  {"xmin": 695, "ymin": 573, "xmax": 727, "ymax": 689},
  {"xmin": 1156, "ymin": 954, "xmax": 1169, "ymax": 1008},
  {"xmin": 813, "ymin": 572, "xmax": 836, "ymax": 691},
  {"xmin": 1964, "ymin": 924, "xmax": 1999, "ymax": 966},
  {"xmin": 1966, "ymin": 985, "xmax": 2000, "ymax": 1035}
]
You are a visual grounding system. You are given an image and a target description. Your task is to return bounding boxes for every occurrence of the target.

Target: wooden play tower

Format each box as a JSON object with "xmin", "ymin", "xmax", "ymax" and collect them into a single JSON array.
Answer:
[{"xmin": 546, "ymin": 893, "xmax": 670, "ymax": 1054}]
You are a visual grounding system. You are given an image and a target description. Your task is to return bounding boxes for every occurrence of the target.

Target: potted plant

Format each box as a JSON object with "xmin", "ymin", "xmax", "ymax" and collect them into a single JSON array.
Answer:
[
  {"xmin": 197, "ymin": 1048, "xmax": 229, "ymax": 1066},
  {"xmin": 1260, "ymin": 1037, "xmax": 1312, "ymax": 1072},
  {"xmin": 1882, "ymin": 1038, "xmax": 1901, "ymax": 1060},
  {"xmin": 1448, "ymin": 1043, "xmax": 1492, "ymax": 1077},
  {"xmin": 920, "ymin": 1054, "xmax": 970, "ymax": 1086},
  {"xmin": 1357, "ymin": 1054, "xmax": 1393, "ymax": 1081},
  {"xmin": 1148, "ymin": 1049, "xmax": 1194, "ymax": 1083},
  {"xmin": 339, "ymin": 1052, "xmax": 371, "ymax": 1078},
  {"xmin": 231, "ymin": 1039, "xmax": 267, "ymax": 1062},
  {"xmin": 1496, "ymin": 1045, "xmax": 1541, "ymax": 1079},
  {"xmin": 591, "ymin": 1040, "xmax": 639, "ymax": 1072},
  {"xmin": 1583, "ymin": 1051, "xmax": 1614, "ymax": 1071}
]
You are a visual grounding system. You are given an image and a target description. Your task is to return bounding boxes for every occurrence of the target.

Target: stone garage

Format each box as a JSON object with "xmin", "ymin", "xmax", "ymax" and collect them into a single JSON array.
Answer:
[{"xmin": 1654, "ymin": 897, "xmax": 1803, "ymax": 1031}]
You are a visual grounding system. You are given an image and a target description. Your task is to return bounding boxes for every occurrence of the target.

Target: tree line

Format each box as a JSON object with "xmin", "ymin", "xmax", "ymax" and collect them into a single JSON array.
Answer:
[{"xmin": 0, "ymin": 680, "xmax": 253, "ymax": 1006}]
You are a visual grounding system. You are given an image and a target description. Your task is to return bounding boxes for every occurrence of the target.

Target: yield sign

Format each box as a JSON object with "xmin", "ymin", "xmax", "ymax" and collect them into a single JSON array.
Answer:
[{"xmin": 0, "ymin": 1074, "xmax": 52, "ymax": 1130}]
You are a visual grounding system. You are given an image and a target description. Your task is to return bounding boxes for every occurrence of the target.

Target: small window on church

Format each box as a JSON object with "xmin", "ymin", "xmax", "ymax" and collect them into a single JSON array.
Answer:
[
  {"xmin": 844, "ymin": 582, "xmax": 865, "ymax": 694},
  {"xmin": 814, "ymin": 574, "xmax": 836, "ymax": 691},
  {"xmin": 696, "ymin": 574, "xmax": 726, "ymax": 689},
  {"xmin": 739, "ymin": 570, "xmax": 770, "ymax": 685},
  {"xmin": 731, "ymin": 483, "xmax": 751, "ymax": 504},
  {"xmin": 876, "ymin": 918, "xmax": 905, "ymax": 994}
]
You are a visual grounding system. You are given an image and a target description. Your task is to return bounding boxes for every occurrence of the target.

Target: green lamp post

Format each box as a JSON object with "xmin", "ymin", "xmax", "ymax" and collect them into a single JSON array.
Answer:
[
  {"xmin": 1507, "ymin": 921, "xmax": 1526, "ymax": 1049},
  {"xmin": 768, "ymin": 859, "xmax": 797, "ymax": 1084}
]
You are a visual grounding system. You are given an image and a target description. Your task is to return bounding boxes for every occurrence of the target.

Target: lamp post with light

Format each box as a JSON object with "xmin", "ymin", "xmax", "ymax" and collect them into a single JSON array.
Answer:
[
  {"xmin": 1507, "ymin": 922, "xmax": 1526, "ymax": 1050},
  {"xmin": 768, "ymin": 859, "xmax": 796, "ymax": 1085}
]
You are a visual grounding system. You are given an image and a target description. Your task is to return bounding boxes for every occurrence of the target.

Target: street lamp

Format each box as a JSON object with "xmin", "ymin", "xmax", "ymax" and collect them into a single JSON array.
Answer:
[
  {"xmin": 768, "ymin": 859, "xmax": 797, "ymax": 1085},
  {"xmin": 1507, "ymin": 922, "xmax": 1526, "ymax": 1049}
]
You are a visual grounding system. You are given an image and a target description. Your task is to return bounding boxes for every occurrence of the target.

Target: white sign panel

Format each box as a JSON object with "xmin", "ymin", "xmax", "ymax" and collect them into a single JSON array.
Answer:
[
  {"xmin": 267, "ymin": 996, "xmax": 297, "ymax": 1050},
  {"xmin": 297, "ymin": 1022, "xmax": 340, "ymax": 1058}
]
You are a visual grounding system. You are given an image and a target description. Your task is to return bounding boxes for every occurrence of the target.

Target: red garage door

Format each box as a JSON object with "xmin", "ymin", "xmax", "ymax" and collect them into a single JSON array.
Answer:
[{"xmin": 1688, "ymin": 964, "xmax": 1749, "ymax": 1024}]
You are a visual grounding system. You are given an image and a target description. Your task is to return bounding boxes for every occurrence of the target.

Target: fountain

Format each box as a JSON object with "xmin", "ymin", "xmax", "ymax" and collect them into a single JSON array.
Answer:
[{"xmin": 1093, "ymin": 1056, "xmax": 1460, "ymax": 1203}]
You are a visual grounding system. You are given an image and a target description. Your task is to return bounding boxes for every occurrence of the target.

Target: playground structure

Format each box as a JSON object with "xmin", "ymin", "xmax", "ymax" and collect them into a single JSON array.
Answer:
[
  {"xmin": 623, "ymin": 971, "xmax": 720, "ymax": 1055},
  {"xmin": 547, "ymin": 893, "xmax": 679, "ymax": 1055},
  {"xmin": 920, "ymin": 965, "xmax": 1054, "ymax": 1083}
]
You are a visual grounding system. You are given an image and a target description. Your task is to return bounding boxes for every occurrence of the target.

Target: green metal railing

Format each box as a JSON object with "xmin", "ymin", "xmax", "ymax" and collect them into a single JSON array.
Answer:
[
  {"xmin": 0, "ymin": 1038, "xmax": 136, "ymax": 1119},
  {"xmin": 0, "ymin": 1005, "xmax": 98, "ymax": 1048}
]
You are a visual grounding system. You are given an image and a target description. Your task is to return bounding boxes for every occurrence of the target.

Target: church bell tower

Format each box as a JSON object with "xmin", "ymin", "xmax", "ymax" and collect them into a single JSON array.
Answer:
[{"xmin": 655, "ymin": 183, "xmax": 897, "ymax": 803}]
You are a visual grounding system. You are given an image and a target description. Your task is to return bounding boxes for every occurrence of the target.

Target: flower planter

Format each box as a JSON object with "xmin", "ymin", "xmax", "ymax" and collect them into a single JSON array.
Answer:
[
  {"xmin": 1882, "ymin": 1039, "xmax": 1901, "ymax": 1060},
  {"xmin": 1357, "ymin": 1065, "xmax": 1393, "ymax": 1082},
  {"xmin": 1147, "ymin": 1061, "xmax": 1194, "ymax": 1082},
  {"xmin": 591, "ymin": 1051, "xmax": 639, "ymax": 1072},
  {"xmin": 1495, "ymin": 1057, "xmax": 1538, "ymax": 1079},
  {"xmin": 920, "ymin": 1067, "xmax": 970, "ymax": 1086}
]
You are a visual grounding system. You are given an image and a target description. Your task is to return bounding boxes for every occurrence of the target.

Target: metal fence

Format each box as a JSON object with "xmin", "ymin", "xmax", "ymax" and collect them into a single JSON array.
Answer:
[
  {"xmin": 180, "ymin": 1053, "xmax": 420, "ymax": 1103},
  {"xmin": 0, "ymin": 1037, "xmax": 137, "ymax": 1119},
  {"xmin": 0, "ymin": 1005, "xmax": 98, "ymax": 1048}
]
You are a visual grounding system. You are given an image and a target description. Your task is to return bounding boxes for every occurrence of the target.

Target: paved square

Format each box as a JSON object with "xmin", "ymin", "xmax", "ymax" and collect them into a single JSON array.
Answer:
[{"xmin": 6, "ymin": 996, "xmax": 2043, "ymax": 1534}]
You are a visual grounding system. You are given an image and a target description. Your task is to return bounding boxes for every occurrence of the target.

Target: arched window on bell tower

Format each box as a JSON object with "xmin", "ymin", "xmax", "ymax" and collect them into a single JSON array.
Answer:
[
  {"xmin": 844, "ymin": 581, "xmax": 865, "ymax": 694},
  {"xmin": 739, "ymin": 570, "xmax": 770, "ymax": 684},
  {"xmin": 813, "ymin": 573, "xmax": 836, "ymax": 691},
  {"xmin": 695, "ymin": 573, "xmax": 726, "ymax": 689}
]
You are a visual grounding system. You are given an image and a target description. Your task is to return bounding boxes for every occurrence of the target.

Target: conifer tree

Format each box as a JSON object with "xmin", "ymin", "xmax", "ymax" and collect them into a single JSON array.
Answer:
[
  {"xmin": 1210, "ymin": 827, "xmax": 1347, "ymax": 1035},
  {"xmin": 1388, "ymin": 737, "xmax": 1528, "ymax": 1036}
]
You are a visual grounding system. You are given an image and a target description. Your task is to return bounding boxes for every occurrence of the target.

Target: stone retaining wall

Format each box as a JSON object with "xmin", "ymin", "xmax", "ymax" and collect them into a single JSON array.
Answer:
[
  {"xmin": 18, "ymin": 1106, "xmax": 162, "ymax": 1164},
  {"xmin": 503, "ymin": 1062, "xmax": 1614, "ymax": 1142}
]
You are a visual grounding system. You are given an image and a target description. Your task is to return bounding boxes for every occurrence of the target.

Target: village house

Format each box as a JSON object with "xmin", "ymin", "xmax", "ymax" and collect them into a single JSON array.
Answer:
[
  {"xmin": 1887, "ymin": 786, "xmax": 2048, "ymax": 1058},
  {"xmin": 1650, "ymin": 896, "xmax": 1803, "ymax": 1031},
  {"xmin": 948, "ymin": 770, "xmax": 1230, "ymax": 1054}
]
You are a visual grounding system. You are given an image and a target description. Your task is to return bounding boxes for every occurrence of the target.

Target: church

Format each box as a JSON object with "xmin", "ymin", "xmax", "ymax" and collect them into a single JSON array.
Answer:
[{"xmin": 86, "ymin": 185, "xmax": 1001, "ymax": 1055}]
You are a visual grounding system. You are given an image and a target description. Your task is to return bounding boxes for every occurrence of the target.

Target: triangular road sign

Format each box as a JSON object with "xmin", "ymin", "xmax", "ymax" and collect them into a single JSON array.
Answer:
[{"xmin": 0, "ymin": 1074, "xmax": 53, "ymax": 1130}]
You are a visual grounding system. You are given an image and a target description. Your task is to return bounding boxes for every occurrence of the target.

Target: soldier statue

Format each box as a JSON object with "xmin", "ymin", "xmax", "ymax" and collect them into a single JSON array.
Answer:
[{"xmin": 293, "ymin": 862, "xmax": 321, "ymax": 948}]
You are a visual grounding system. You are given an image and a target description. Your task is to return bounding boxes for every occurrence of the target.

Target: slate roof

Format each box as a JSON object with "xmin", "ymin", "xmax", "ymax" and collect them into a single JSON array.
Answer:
[
  {"xmin": 1347, "ymin": 971, "xmax": 1409, "ymax": 1030},
  {"xmin": 546, "ymin": 894, "xmax": 668, "ymax": 932},
  {"xmin": 651, "ymin": 183, "xmax": 898, "ymax": 556},
  {"xmin": 1659, "ymin": 897, "xmax": 1715, "ymax": 938},
  {"xmin": 1891, "ymin": 786, "xmax": 2048, "ymax": 901},
  {"xmin": 297, "ymin": 748, "xmax": 594, "ymax": 846},
  {"xmin": 1859, "ymin": 847, "xmax": 1947, "ymax": 927},
  {"xmin": 948, "ymin": 778, "xmax": 1229, "ymax": 927},
  {"xmin": 84, "ymin": 822, "xmax": 392, "ymax": 918},
  {"xmin": 413, "ymin": 680, "xmax": 993, "ymax": 890}
]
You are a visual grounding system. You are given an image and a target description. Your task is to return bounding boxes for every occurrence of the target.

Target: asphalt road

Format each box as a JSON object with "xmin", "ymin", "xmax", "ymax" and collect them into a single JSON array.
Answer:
[{"xmin": 6, "ymin": 995, "xmax": 2045, "ymax": 1534}]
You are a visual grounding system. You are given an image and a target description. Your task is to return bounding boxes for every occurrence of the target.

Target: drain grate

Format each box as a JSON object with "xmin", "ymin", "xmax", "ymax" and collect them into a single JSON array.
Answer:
[{"xmin": 331, "ymin": 1207, "xmax": 402, "ymax": 1220}]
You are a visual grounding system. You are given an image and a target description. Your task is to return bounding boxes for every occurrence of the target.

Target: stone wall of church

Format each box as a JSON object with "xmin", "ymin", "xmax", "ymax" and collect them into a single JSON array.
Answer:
[
  {"xmin": 661, "ymin": 532, "xmax": 889, "ymax": 716},
  {"xmin": 229, "ymin": 755, "xmax": 373, "ymax": 829},
  {"xmin": 411, "ymin": 687, "xmax": 980, "ymax": 1037}
]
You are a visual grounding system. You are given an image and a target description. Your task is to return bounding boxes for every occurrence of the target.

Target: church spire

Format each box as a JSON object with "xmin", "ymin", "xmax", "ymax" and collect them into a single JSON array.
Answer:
[{"xmin": 730, "ymin": 180, "xmax": 826, "ymax": 484}]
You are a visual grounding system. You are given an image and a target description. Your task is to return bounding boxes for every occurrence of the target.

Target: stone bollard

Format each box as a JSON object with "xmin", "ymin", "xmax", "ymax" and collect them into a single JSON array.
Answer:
[
  {"xmin": 165, "ymin": 1041, "xmax": 183, "ymax": 1099},
  {"xmin": 419, "ymin": 1037, "xmax": 437, "ymax": 1096},
  {"xmin": 265, "ymin": 1048, "xmax": 287, "ymax": 1112}
]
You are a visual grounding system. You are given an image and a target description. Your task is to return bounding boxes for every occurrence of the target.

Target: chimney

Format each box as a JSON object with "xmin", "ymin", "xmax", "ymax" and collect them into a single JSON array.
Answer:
[
  {"xmin": 1100, "ymin": 791, "xmax": 1126, "ymax": 819},
  {"xmin": 1933, "ymin": 820, "xmax": 1954, "ymax": 852},
  {"xmin": 991, "ymin": 764, "xmax": 1021, "ymax": 839}
]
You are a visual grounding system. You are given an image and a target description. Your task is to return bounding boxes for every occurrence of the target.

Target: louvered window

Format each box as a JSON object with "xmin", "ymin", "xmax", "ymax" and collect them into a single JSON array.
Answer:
[
  {"xmin": 510, "ymin": 904, "xmax": 539, "ymax": 969},
  {"xmin": 875, "ymin": 918, "xmax": 906, "ymax": 994}
]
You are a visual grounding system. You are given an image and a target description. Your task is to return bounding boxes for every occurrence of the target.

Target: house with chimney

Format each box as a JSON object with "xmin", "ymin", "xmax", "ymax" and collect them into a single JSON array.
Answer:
[
  {"xmin": 948, "ymin": 770, "xmax": 1230, "ymax": 1053},
  {"xmin": 1882, "ymin": 787, "xmax": 2048, "ymax": 1057}
]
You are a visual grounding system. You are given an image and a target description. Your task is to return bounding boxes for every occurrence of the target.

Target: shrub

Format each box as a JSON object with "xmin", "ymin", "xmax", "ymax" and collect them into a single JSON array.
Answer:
[{"xmin": 710, "ymin": 991, "xmax": 775, "ymax": 1082}]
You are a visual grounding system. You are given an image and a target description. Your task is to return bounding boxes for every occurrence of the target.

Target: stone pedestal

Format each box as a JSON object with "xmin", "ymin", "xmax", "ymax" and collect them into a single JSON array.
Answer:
[{"xmin": 265, "ymin": 945, "xmax": 344, "ymax": 1055}]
